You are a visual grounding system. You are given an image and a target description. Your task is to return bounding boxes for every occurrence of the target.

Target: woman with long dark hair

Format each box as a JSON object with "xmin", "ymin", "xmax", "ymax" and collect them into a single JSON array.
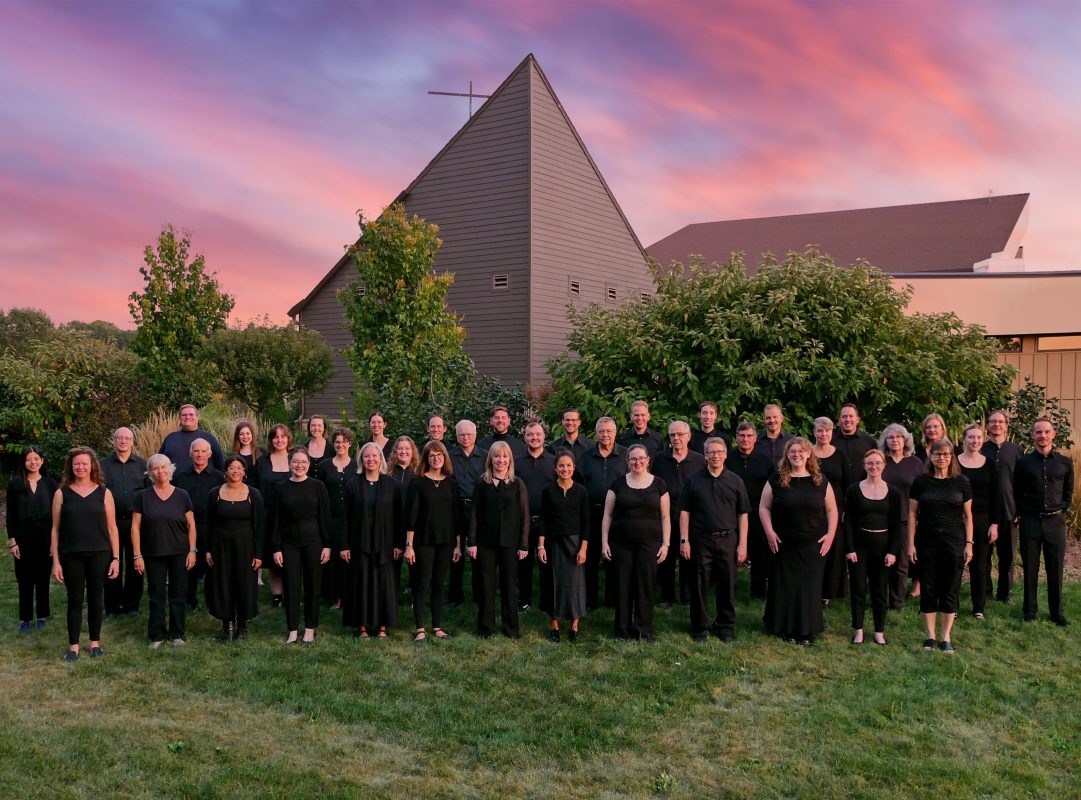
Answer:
[
  {"xmin": 539, "ymin": 450, "xmax": 590, "ymax": 642},
  {"xmin": 305, "ymin": 415, "xmax": 331, "ymax": 470},
  {"xmin": 316, "ymin": 427, "xmax": 358, "ymax": 611},
  {"xmin": 366, "ymin": 411, "xmax": 394, "ymax": 462},
  {"xmin": 256, "ymin": 423, "xmax": 292, "ymax": 607},
  {"xmin": 230, "ymin": 421, "xmax": 263, "ymax": 484},
  {"xmin": 6, "ymin": 446, "xmax": 58, "ymax": 632}
]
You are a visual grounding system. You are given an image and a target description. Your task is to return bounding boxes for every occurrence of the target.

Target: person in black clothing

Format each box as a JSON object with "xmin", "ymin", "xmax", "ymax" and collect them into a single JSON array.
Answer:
[
  {"xmin": 845, "ymin": 449, "xmax": 902, "ymax": 645},
  {"xmin": 405, "ymin": 440, "xmax": 463, "ymax": 640},
  {"xmin": 133, "ymin": 454, "xmax": 197, "ymax": 647},
  {"xmin": 880, "ymin": 423, "xmax": 924, "ymax": 609},
  {"xmin": 690, "ymin": 400, "xmax": 732, "ymax": 453},
  {"xmin": 538, "ymin": 451, "xmax": 590, "ymax": 642},
  {"xmin": 316, "ymin": 427, "xmax": 358, "ymax": 610},
  {"xmin": 577, "ymin": 416, "xmax": 627, "ymax": 610},
  {"xmin": 1014, "ymin": 417, "xmax": 1073, "ymax": 626},
  {"xmin": 755, "ymin": 404, "xmax": 794, "ymax": 467},
  {"xmin": 617, "ymin": 400, "xmax": 665, "ymax": 456},
  {"xmin": 6, "ymin": 447, "xmax": 58, "ymax": 631},
  {"xmin": 547, "ymin": 407, "xmax": 594, "ymax": 462},
  {"xmin": 832, "ymin": 403, "xmax": 879, "ymax": 480},
  {"xmin": 305, "ymin": 415, "xmax": 331, "ymax": 471},
  {"xmin": 728, "ymin": 421, "xmax": 774, "ymax": 600},
  {"xmin": 679, "ymin": 437, "xmax": 749, "ymax": 642},
  {"xmin": 256, "ymin": 424, "xmax": 293, "ymax": 607},
  {"xmin": 230, "ymin": 421, "xmax": 263, "ymax": 485},
  {"xmin": 812, "ymin": 417, "xmax": 850, "ymax": 603},
  {"xmin": 958, "ymin": 425, "xmax": 1000, "ymax": 619},
  {"xmin": 272, "ymin": 447, "xmax": 332, "ymax": 644},
  {"xmin": 427, "ymin": 415, "xmax": 447, "ymax": 443},
  {"xmin": 448, "ymin": 420, "xmax": 487, "ymax": 606},
  {"xmin": 102, "ymin": 427, "xmax": 148, "ymax": 617},
  {"xmin": 478, "ymin": 405, "xmax": 527, "ymax": 458},
  {"xmin": 342, "ymin": 442, "xmax": 403, "ymax": 638},
  {"xmin": 365, "ymin": 411, "xmax": 395, "ymax": 462},
  {"xmin": 51, "ymin": 447, "xmax": 121, "ymax": 661},
  {"xmin": 466, "ymin": 442, "xmax": 529, "ymax": 639},
  {"xmin": 517, "ymin": 421, "xmax": 556, "ymax": 613},
  {"xmin": 173, "ymin": 438, "xmax": 225, "ymax": 612},
  {"xmin": 653, "ymin": 419, "xmax": 705, "ymax": 607},
  {"xmin": 601, "ymin": 443, "xmax": 671, "ymax": 642},
  {"xmin": 907, "ymin": 439, "xmax": 973, "ymax": 653},
  {"xmin": 159, "ymin": 404, "xmax": 224, "ymax": 472},
  {"xmin": 914, "ymin": 413, "xmax": 948, "ymax": 463},
  {"xmin": 206, "ymin": 456, "xmax": 264, "ymax": 642},
  {"xmin": 983, "ymin": 409, "xmax": 1025, "ymax": 602},
  {"xmin": 387, "ymin": 435, "xmax": 419, "ymax": 598}
]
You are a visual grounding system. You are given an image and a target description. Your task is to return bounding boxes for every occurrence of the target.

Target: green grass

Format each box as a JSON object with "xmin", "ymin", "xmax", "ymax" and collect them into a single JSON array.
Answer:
[{"xmin": 0, "ymin": 565, "xmax": 1077, "ymax": 799}]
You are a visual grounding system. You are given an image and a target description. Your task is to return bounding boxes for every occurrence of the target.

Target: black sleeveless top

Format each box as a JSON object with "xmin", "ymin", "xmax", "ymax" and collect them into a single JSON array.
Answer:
[{"xmin": 58, "ymin": 485, "xmax": 110, "ymax": 554}]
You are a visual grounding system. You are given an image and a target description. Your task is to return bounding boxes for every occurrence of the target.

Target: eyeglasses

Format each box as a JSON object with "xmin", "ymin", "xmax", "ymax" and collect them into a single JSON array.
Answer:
[
  {"xmin": 930, "ymin": 452, "xmax": 952, "ymax": 459},
  {"xmin": 628, "ymin": 457, "xmax": 648, "ymax": 463},
  {"xmin": 705, "ymin": 450, "xmax": 726, "ymax": 456}
]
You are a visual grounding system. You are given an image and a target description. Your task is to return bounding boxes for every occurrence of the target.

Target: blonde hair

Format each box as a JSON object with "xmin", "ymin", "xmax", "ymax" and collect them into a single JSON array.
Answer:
[
  {"xmin": 482, "ymin": 441, "xmax": 517, "ymax": 484},
  {"xmin": 777, "ymin": 437, "xmax": 822, "ymax": 488}
]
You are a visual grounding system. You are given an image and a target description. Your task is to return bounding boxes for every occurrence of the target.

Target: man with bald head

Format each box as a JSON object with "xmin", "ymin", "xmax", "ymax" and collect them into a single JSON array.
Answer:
[
  {"xmin": 102, "ymin": 426, "xmax": 148, "ymax": 616},
  {"xmin": 652, "ymin": 419, "xmax": 705, "ymax": 607}
]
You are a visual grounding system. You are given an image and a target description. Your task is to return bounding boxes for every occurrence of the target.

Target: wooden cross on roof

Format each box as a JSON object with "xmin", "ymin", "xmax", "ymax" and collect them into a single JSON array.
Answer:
[{"xmin": 428, "ymin": 80, "xmax": 491, "ymax": 119}]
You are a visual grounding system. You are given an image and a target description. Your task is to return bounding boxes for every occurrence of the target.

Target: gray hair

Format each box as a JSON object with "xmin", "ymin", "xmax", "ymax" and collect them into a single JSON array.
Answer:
[
  {"xmin": 668, "ymin": 419, "xmax": 691, "ymax": 435},
  {"xmin": 357, "ymin": 441, "xmax": 388, "ymax": 474},
  {"xmin": 878, "ymin": 424, "xmax": 915, "ymax": 457},
  {"xmin": 455, "ymin": 419, "xmax": 477, "ymax": 436},
  {"xmin": 595, "ymin": 416, "xmax": 617, "ymax": 432},
  {"xmin": 146, "ymin": 453, "xmax": 176, "ymax": 480},
  {"xmin": 813, "ymin": 416, "xmax": 834, "ymax": 431},
  {"xmin": 188, "ymin": 437, "xmax": 211, "ymax": 455}
]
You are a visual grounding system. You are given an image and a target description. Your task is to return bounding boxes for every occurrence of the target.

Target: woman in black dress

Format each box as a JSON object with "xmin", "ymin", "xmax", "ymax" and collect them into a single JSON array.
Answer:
[
  {"xmin": 316, "ymin": 427, "xmax": 358, "ymax": 610},
  {"xmin": 466, "ymin": 441, "xmax": 530, "ymax": 639},
  {"xmin": 845, "ymin": 449, "xmax": 902, "ymax": 645},
  {"xmin": 133, "ymin": 454, "xmax": 197, "ymax": 647},
  {"xmin": 601, "ymin": 443, "xmax": 671, "ymax": 642},
  {"xmin": 366, "ymin": 411, "xmax": 394, "ymax": 462},
  {"xmin": 256, "ymin": 424, "xmax": 292, "ymax": 607},
  {"xmin": 907, "ymin": 439, "xmax": 973, "ymax": 653},
  {"xmin": 7, "ymin": 447, "xmax": 58, "ymax": 632},
  {"xmin": 760, "ymin": 437, "xmax": 838, "ymax": 644},
  {"xmin": 342, "ymin": 442, "xmax": 403, "ymax": 638},
  {"xmin": 812, "ymin": 417, "xmax": 850, "ymax": 603},
  {"xmin": 387, "ymin": 435, "xmax": 419, "ymax": 595},
  {"xmin": 206, "ymin": 456, "xmax": 265, "ymax": 642},
  {"xmin": 51, "ymin": 447, "xmax": 120, "ymax": 661},
  {"xmin": 230, "ymin": 421, "xmax": 263, "ymax": 484},
  {"xmin": 880, "ymin": 423, "xmax": 924, "ymax": 609},
  {"xmin": 539, "ymin": 451, "xmax": 589, "ymax": 643},
  {"xmin": 272, "ymin": 447, "xmax": 332, "ymax": 644},
  {"xmin": 957, "ymin": 424, "xmax": 999, "ymax": 620},
  {"xmin": 404, "ymin": 440, "xmax": 462, "ymax": 641},
  {"xmin": 305, "ymin": 415, "xmax": 331, "ymax": 471}
]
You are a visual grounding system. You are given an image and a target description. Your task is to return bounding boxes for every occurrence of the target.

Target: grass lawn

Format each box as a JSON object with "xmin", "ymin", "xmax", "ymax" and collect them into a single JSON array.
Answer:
[{"xmin": 0, "ymin": 564, "xmax": 1077, "ymax": 799}]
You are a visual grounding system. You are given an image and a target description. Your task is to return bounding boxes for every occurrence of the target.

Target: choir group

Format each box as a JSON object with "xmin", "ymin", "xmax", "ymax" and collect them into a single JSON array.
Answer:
[{"xmin": 5, "ymin": 400, "xmax": 1073, "ymax": 661}]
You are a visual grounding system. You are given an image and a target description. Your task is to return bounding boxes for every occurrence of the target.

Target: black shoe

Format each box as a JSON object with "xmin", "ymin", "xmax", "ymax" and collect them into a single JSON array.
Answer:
[
  {"xmin": 518, "ymin": 603, "xmax": 531, "ymax": 613},
  {"xmin": 547, "ymin": 629, "xmax": 560, "ymax": 643},
  {"xmin": 235, "ymin": 622, "xmax": 248, "ymax": 641},
  {"xmin": 1023, "ymin": 614, "xmax": 1036, "ymax": 622},
  {"xmin": 271, "ymin": 595, "xmax": 284, "ymax": 609},
  {"xmin": 798, "ymin": 637, "xmax": 813, "ymax": 646},
  {"xmin": 186, "ymin": 602, "xmax": 198, "ymax": 612},
  {"xmin": 923, "ymin": 638, "xmax": 936, "ymax": 651},
  {"xmin": 478, "ymin": 632, "xmax": 493, "ymax": 640},
  {"xmin": 89, "ymin": 646, "xmax": 105, "ymax": 658},
  {"xmin": 63, "ymin": 649, "xmax": 79, "ymax": 662},
  {"xmin": 1053, "ymin": 617, "xmax": 1070, "ymax": 627},
  {"xmin": 692, "ymin": 631, "xmax": 708, "ymax": 643},
  {"xmin": 222, "ymin": 622, "xmax": 234, "ymax": 643},
  {"xmin": 568, "ymin": 629, "xmax": 578, "ymax": 643},
  {"xmin": 939, "ymin": 640, "xmax": 955, "ymax": 654},
  {"xmin": 507, "ymin": 632, "xmax": 521, "ymax": 640},
  {"xmin": 717, "ymin": 631, "xmax": 735, "ymax": 643}
]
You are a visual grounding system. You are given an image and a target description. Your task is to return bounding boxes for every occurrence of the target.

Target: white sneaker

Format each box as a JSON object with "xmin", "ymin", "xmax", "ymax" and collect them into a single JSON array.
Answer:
[
  {"xmin": 149, "ymin": 640, "xmax": 163, "ymax": 649},
  {"xmin": 172, "ymin": 638, "xmax": 187, "ymax": 647}
]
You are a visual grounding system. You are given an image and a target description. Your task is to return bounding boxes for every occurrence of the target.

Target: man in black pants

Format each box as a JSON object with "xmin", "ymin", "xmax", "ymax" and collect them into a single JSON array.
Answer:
[
  {"xmin": 652, "ymin": 420, "xmax": 705, "ymax": 607},
  {"xmin": 728, "ymin": 421, "xmax": 774, "ymax": 600},
  {"xmin": 102, "ymin": 426, "xmax": 148, "ymax": 617},
  {"xmin": 517, "ymin": 421, "xmax": 555, "ymax": 613},
  {"xmin": 173, "ymin": 438, "xmax": 224, "ymax": 611},
  {"xmin": 577, "ymin": 417, "xmax": 626, "ymax": 610},
  {"xmin": 832, "ymin": 403, "xmax": 878, "ymax": 480},
  {"xmin": 1013, "ymin": 417, "xmax": 1073, "ymax": 626},
  {"xmin": 982, "ymin": 409, "xmax": 1025, "ymax": 602},
  {"xmin": 448, "ymin": 420, "xmax": 486, "ymax": 606},
  {"xmin": 680, "ymin": 437, "xmax": 750, "ymax": 642}
]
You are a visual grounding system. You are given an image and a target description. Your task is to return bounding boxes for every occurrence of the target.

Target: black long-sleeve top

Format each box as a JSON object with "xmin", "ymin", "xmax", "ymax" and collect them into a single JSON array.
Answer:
[
  {"xmin": 959, "ymin": 458, "xmax": 1001, "ymax": 525},
  {"xmin": 1014, "ymin": 449, "xmax": 1074, "ymax": 516},
  {"xmin": 540, "ymin": 482, "xmax": 590, "ymax": 541},
  {"xmin": 517, "ymin": 450, "xmax": 556, "ymax": 515},
  {"xmin": 159, "ymin": 428, "xmax": 225, "ymax": 472},
  {"xmin": 100, "ymin": 453, "xmax": 148, "ymax": 520},
  {"xmin": 345, "ymin": 475, "xmax": 403, "ymax": 561},
  {"xmin": 547, "ymin": 434, "xmax": 594, "ymax": 462},
  {"xmin": 206, "ymin": 485, "xmax": 265, "ymax": 559},
  {"xmin": 690, "ymin": 427, "xmax": 732, "ymax": 454},
  {"xmin": 478, "ymin": 432, "xmax": 527, "ymax": 458},
  {"xmin": 981, "ymin": 439, "xmax": 1024, "ymax": 520},
  {"xmin": 617, "ymin": 427, "xmax": 664, "ymax": 456},
  {"xmin": 652, "ymin": 450, "xmax": 706, "ymax": 514},
  {"xmin": 577, "ymin": 445, "xmax": 628, "ymax": 509},
  {"xmin": 883, "ymin": 455, "xmax": 924, "ymax": 523},
  {"xmin": 844, "ymin": 483, "xmax": 903, "ymax": 555},
  {"xmin": 831, "ymin": 430, "xmax": 879, "ymax": 480},
  {"xmin": 406, "ymin": 475, "xmax": 463, "ymax": 546},
  {"xmin": 6, "ymin": 475, "xmax": 59, "ymax": 544},
  {"xmin": 315, "ymin": 459, "xmax": 360, "ymax": 519},
  {"xmin": 468, "ymin": 478, "xmax": 529, "ymax": 549},
  {"xmin": 449, "ymin": 446, "xmax": 487, "ymax": 502},
  {"xmin": 272, "ymin": 478, "xmax": 332, "ymax": 550}
]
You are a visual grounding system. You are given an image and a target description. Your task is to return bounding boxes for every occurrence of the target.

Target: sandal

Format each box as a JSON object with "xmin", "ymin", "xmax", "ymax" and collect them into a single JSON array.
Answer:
[
  {"xmin": 377, "ymin": 628, "xmax": 388, "ymax": 639},
  {"xmin": 414, "ymin": 628, "xmax": 426, "ymax": 642},
  {"xmin": 432, "ymin": 628, "xmax": 451, "ymax": 639}
]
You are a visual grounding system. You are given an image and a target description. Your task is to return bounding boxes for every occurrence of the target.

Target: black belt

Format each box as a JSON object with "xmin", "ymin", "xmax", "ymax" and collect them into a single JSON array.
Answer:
[
  {"xmin": 700, "ymin": 529, "xmax": 733, "ymax": 538},
  {"xmin": 461, "ymin": 498, "xmax": 473, "ymax": 506},
  {"xmin": 1039, "ymin": 510, "xmax": 1063, "ymax": 518},
  {"xmin": 530, "ymin": 515, "xmax": 541, "ymax": 523}
]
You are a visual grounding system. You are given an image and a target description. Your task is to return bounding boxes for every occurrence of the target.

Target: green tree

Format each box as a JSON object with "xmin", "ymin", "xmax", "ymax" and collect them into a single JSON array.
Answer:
[
  {"xmin": 1007, "ymin": 378, "xmax": 1074, "ymax": 451},
  {"xmin": 339, "ymin": 203, "xmax": 474, "ymax": 430},
  {"xmin": 204, "ymin": 318, "xmax": 333, "ymax": 418},
  {"xmin": 129, "ymin": 225, "xmax": 235, "ymax": 407},
  {"xmin": 547, "ymin": 249, "xmax": 1014, "ymax": 436},
  {"xmin": 0, "ymin": 307, "xmax": 54, "ymax": 356},
  {"xmin": 61, "ymin": 319, "xmax": 134, "ymax": 349}
]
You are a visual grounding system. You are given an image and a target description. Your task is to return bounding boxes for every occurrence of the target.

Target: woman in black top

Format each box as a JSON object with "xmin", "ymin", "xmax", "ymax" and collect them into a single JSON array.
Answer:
[
  {"xmin": 272, "ymin": 447, "xmax": 332, "ymax": 644},
  {"xmin": 760, "ymin": 437, "xmax": 838, "ymax": 645},
  {"xmin": 366, "ymin": 411, "xmax": 394, "ymax": 462},
  {"xmin": 957, "ymin": 424, "xmax": 999, "ymax": 620},
  {"xmin": 316, "ymin": 427, "xmax": 358, "ymax": 611},
  {"xmin": 539, "ymin": 451, "xmax": 590, "ymax": 642},
  {"xmin": 51, "ymin": 447, "xmax": 120, "ymax": 661},
  {"xmin": 466, "ymin": 442, "xmax": 530, "ymax": 639},
  {"xmin": 206, "ymin": 456, "xmax": 265, "ymax": 642},
  {"xmin": 387, "ymin": 435, "xmax": 419, "ymax": 597},
  {"xmin": 404, "ymin": 440, "xmax": 462, "ymax": 641},
  {"xmin": 908, "ymin": 439, "xmax": 973, "ymax": 653},
  {"xmin": 305, "ymin": 415, "xmax": 331, "ymax": 470},
  {"xmin": 880, "ymin": 423, "xmax": 925, "ymax": 609},
  {"xmin": 601, "ymin": 443, "xmax": 671, "ymax": 642},
  {"xmin": 257, "ymin": 423, "xmax": 292, "ymax": 607},
  {"xmin": 133, "ymin": 454, "xmax": 196, "ymax": 647},
  {"xmin": 812, "ymin": 417, "xmax": 850, "ymax": 603},
  {"xmin": 844, "ymin": 449, "xmax": 902, "ymax": 645},
  {"xmin": 231, "ymin": 421, "xmax": 263, "ymax": 484},
  {"xmin": 342, "ymin": 442, "xmax": 403, "ymax": 637},
  {"xmin": 7, "ymin": 447, "xmax": 59, "ymax": 631}
]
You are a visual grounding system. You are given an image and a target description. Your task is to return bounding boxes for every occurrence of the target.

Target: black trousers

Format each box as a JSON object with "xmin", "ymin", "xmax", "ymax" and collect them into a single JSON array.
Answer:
[
  {"xmin": 747, "ymin": 519, "xmax": 772, "ymax": 600},
  {"xmin": 187, "ymin": 524, "xmax": 208, "ymax": 607},
  {"xmin": 447, "ymin": 499, "xmax": 473, "ymax": 604},
  {"xmin": 917, "ymin": 536, "xmax": 963, "ymax": 615},
  {"xmin": 849, "ymin": 531, "xmax": 890, "ymax": 632},
  {"xmin": 1020, "ymin": 514, "xmax": 1067, "ymax": 621},
  {"xmin": 146, "ymin": 553, "xmax": 188, "ymax": 642},
  {"xmin": 585, "ymin": 507, "xmax": 613, "ymax": 610},
  {"xmin": 60, "ymin": 551, "xmax": 110, "ymax": 645},
  {"xmin": 282, "ymin": 543, "xmax": 323, "ymax": 631},
  {"xmin": 888, "ymin": 529, "xmax": 911, "ymax": 609},
  {"xmin": 105, "ymin": 518, "xmax": 144, "ymax": 614},
  {"xmin": 689, "ymin": 532, "xmax": 737, "ymax": 635},
  {"xmin": 517, "ymin": 516, "xmax": 542, "ymax": 608},
  {"xmin": 658, "ymin": 542, "xmax": 696, "ymax": 604},
  {"xmin": 14, "ymin": 535, "xmax": 51, "ymax": 622},
  {"xmin": 995, "ymin": 517, "xmax": 1018, "ymax": 601},
  {"xmin": 970, "ymin": 511, "xmax": 994, "ymax": 614},
  {"xmin": 413, "ymin": 544, "xmax": 452, "ymax": 629},
  {"xmin": 475, "ymin": 545, "xmax": 519, "ymax": 638},
  {"xmin": 611, "ymin": 537, "xmax": 658, "ymax": 640}
]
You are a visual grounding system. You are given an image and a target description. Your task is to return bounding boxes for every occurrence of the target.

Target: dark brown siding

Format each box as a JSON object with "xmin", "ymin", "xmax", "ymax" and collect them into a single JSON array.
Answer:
[
  {"xmin": 296, "ymin": 260, "xmax": 356, "ymax": 417},
  {"xmin": 528, "ymin": 64, "xmax": 653, "ymax": 385}
]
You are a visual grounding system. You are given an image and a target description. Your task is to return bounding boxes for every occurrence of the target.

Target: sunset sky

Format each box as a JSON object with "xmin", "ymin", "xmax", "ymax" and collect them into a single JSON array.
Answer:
[{"xmin": 2, "ymin": 0, "xmax": 1079, "ymax": 328}]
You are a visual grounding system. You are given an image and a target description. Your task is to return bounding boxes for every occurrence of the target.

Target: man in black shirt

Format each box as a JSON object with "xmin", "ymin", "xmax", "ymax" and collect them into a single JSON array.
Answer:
[
  {"xmin": 754, "ymin": 403, "xmax": 793, "ymax": 467},
  {"xmin": 478, "ymin": 406, "xmax": 527, "ymax": 458},
  {"xmin": 832, "ymin": 403, "xmax": 878, "ymax": 480},
  {"xmin": 448, "ymin": 420, "xmax": 487, "ymax": 606},
  {"xmin": 547, "ymin": 407, "xmax": 594, "ymax": 462},
  {"xmin": 1013, "ymin": 417, "xmax": 1073, "ymax": 626},
  {"xmin": 618, "ymin": 400, "xmax": 664, "ymax": 456},
  {"xmin": 517, "ymin": 421, "xmax": 556, "ymax": 612},
  {"xmin": 690, "ymin": 400, "xmax": 732, "ymax": 454},
  {"xmin": 159, "ymin": 404, "xmax": 225, "ymax": 472},
  {"xmin": 728, "ymin": 421, "xmax": 775, "ymax": 599},
  {"xmin": 982, "ymin": 409, "xmax": 1025, "ymax": 602},
  {"xmin": 173, "ymin": 438, "xmax": 225, "ymax": 611},
  {"xmin": 102, "ymin": 426, "xmax": 148, "ymax": 616},
  {"xmin": 680, "ymin": 436, "xmax": 750, "ymax": 641},
  {"xmin": 426, "ymin": 415, "xmax": 446, "ymax": 443},
  {"xmin": 577, "ymin": 416, "xmax": 626, "ymax": 610},
  {"xmin": 652, "ymin": 420, "xmax": 705, "ymax": 606}
]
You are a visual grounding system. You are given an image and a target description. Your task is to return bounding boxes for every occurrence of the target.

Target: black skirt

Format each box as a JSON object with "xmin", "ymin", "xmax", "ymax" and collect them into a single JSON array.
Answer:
[{"xmin": 549, "ymin": 535, "xmax": 586, "ymax": 621}]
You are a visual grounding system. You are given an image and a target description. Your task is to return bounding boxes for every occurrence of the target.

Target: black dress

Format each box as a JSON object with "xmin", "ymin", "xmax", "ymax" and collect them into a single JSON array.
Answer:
[
  {"xmin": 883, "ymin": 454, "xmax": 925, "ymax": 608},
  {"xmin": 540, "ymin": 481, "xmax": 590, "ymax": 621},
  {"xmin": 254, "ymin": 458, "xmax": 291, "ymax": 564},
  {"xmin": 607, "ymin": 475, "xmax": 669, "ymax": 640},
  {"xmin": 959, "ymin": 458, "xmax": 999, "ymax": 615},
  {"xmin": 344, "ymin": 476, "xmax": 403, "ymax": 630},
  {"xmin": 816, "ymin": 449, "xmax": 850, "ymax": 600},
  {"xmin": 206, "ymin": 486, "xmax": 265, "ymax": 625},
  {"xmin": 763, "ymin": 474, "xmax": 829, "ymax": 641},
  {"xmin": 6, "ymin": 474, "xmax": 58, "ymax": 622},
  {"xmin": 316, "ymin": 458, "xmax": 359, "ymax": 606},
  {"xmin": 911, "ymin": 474, "xmax": 972, "ymax": 615}
]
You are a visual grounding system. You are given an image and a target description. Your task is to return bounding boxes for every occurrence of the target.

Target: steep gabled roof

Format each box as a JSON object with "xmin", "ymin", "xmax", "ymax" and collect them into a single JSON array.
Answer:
[{"xmin": 646, "ymin": 193, "xmax": 1030, "ymax": 275}]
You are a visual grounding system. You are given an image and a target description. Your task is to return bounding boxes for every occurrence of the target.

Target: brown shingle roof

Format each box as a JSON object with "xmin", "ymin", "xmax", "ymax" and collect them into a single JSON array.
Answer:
[{"xmin": 646, "ymin": 193, "xmax": 1029, "ymax": 275}]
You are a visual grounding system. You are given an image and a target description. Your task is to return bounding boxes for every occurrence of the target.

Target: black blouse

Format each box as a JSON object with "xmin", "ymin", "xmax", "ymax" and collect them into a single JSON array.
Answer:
[
  {"xmin": 345, "ymin": 475, "xmax": 403, "ymax": 560},
  {"xmin": 6, "ymin": 475, "xmax": 58, "ymax": 543},
  {"xmin": 134, "ymin": 487, "xmax": 193, "ymax": 557},
  {"xmin": 468, "ymin": 478, "xmax": 529, "ymax": 550},
  {"xmin": 844, "ymin": 483, "xmax": 903, "ymax": 556},
  {"xmin": 910, "ymin": 474, "xmax": 972, "ymax": 545},
  {"xmin": 272, "ymin": 478, "xmax": 332, "ymax": 550},
  {"xmin": 540, "ymin": 482, "xmax": 590, "ymax": 541},
  {"xmin": 406, "ymin": 475, "xmax": 462, "ymax": 547},
  {"xmin": 57, "ymin": 485, "xmax": 110, "ymax": 554}
]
